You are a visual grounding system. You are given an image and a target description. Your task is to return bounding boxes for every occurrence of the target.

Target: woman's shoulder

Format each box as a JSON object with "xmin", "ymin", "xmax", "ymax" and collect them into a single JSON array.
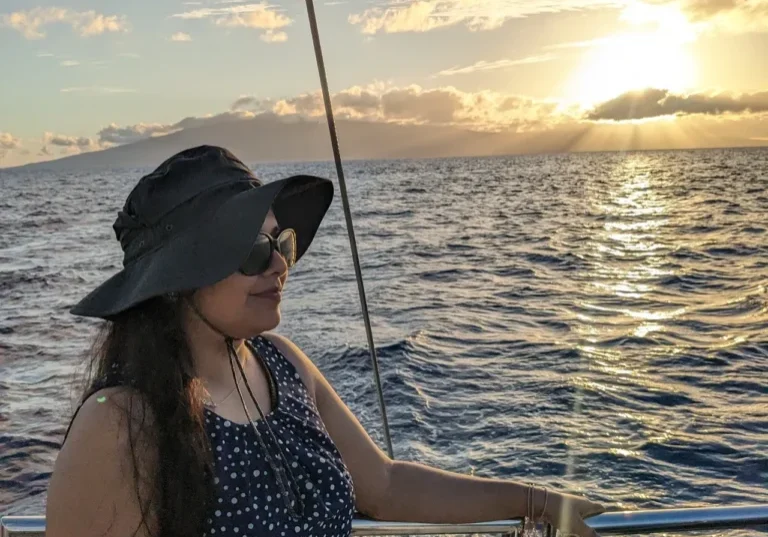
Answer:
[
  {"xmin": 60, "ymin": 385, "xmax": 158, "ymax": 470},
  {"xmin": 62, "ymin": 385, "xmax": 152, "ymax": 441},
  {"xmin": 47, "ymin": 386, "xmax": 158, "ymax": 536},
  {"xmin": 74, "ymin": 386, "xmax": 155, "ymax": 434}
]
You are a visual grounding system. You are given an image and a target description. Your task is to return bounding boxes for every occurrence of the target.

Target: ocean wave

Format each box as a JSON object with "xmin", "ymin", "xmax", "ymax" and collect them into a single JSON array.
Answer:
[{"xmin": 3, "ymin": 149, "xmax": 768, "ymax": 516}]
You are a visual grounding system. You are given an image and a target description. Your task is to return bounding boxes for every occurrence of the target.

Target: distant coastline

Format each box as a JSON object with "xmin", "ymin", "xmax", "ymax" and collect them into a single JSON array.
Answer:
[{"xmin": 3, "ymin": 114, "xmax": 767, "ymax": 172}]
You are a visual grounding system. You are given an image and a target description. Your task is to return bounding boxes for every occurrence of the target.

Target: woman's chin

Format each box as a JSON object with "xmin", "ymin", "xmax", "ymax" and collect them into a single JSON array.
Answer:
[
  {"xmin": 251, "ymin": 310, "xmax": 281, "ymax": 335},
  {"xmin": 233, "ymin": 299, "xmax": 281, "ymax": 336}
]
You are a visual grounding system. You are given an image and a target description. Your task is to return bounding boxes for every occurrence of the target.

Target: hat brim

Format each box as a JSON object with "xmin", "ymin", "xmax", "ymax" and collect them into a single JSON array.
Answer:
[{"xmin": 70, "ymin": 174, "xmax": 333, "ymax": 319}]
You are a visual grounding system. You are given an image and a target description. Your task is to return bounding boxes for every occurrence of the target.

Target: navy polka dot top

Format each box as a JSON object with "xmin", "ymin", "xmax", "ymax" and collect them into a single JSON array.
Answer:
[
  {"xmin": 202, "ymin": 335, "xmax": 356, "ymax": 536},
  {"xmin": 63, "ymin": 335, "xmax": 357, "ymax": 537}
]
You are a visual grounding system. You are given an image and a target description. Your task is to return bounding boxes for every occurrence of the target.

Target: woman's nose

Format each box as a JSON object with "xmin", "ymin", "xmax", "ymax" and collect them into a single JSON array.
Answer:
[{"xmin": 269, "ymin": 247, "xmax": 289, "ymax": 274}]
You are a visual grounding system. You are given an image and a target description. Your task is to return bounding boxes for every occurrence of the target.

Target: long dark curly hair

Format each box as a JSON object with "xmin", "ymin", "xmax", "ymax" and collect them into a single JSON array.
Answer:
[{"xmin": 69, "ymin": 293, "xmax": 215, "ymax": 537}]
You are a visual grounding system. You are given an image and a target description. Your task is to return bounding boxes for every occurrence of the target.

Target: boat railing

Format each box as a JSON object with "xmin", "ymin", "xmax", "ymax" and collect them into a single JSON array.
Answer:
[{"xmin": 2, "ymin": 504, "xmax": 768, "ymax": 537}]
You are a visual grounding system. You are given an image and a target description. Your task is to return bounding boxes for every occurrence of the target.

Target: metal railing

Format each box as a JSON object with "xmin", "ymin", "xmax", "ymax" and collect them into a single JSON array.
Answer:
[{"xmin": 2, "ymin": 505, "xmax": 767, "ymax": 537}]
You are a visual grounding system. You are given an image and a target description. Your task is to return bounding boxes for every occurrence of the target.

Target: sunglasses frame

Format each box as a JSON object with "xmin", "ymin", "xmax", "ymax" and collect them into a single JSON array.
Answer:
[{"xmin": 239, "ymin": 228, "xmax": 297, "ymax": 276}]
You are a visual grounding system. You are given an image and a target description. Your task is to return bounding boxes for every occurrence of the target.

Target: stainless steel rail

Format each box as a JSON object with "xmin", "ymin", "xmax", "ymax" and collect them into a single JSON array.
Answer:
[{"xmin": 3, "ymin": 505, "xmax": 767, "ymax": 537}]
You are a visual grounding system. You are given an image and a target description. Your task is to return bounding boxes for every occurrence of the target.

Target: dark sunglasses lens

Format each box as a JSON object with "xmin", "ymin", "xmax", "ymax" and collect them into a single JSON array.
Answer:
[
  {"xmin": 240, "ymin": 235, "xmax": 272, "ymax": 276},
  {"xmin": 277, "ymin": 229, "xmax": 297, "ymax": 268}
]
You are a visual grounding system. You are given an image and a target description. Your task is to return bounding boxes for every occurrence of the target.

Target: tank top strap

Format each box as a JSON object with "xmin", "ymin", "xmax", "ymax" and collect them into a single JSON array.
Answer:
[
  {"xmin": 250, "ymin": 335, "xmax": 320, "ymax": 419},
  {"xmin": 249, "ymin": 334, "xmax": 313, "ymax": 401}
]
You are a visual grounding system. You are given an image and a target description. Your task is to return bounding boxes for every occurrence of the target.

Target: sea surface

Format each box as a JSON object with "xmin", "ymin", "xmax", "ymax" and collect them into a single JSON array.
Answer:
[{"xmin": 1, "ymin": 149, "xmax": 767, "ymax": 534}]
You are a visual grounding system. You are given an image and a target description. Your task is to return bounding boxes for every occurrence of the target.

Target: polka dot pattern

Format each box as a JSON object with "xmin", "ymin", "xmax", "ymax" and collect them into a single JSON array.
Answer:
[{"xmin": 202, "ymin": 336, "xmax": 356, "ymax": 536}]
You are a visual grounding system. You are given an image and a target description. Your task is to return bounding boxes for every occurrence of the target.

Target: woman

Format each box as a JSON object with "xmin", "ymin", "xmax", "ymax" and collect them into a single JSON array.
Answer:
[{"xmin": 46, "ymin": 145, "xmax": 605, "ymax": 537}]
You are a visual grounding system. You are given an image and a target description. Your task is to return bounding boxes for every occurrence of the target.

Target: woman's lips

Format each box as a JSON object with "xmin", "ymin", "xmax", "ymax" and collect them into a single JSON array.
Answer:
[{"xmin": 250, "ymin": 290, "xmax": 281, "ymax": 301}]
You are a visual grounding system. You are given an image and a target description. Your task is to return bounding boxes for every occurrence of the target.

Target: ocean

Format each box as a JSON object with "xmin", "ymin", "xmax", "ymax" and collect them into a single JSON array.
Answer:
[{"xmin": 1, "ymin": 149, "xmax": 767, "ymax": 531}]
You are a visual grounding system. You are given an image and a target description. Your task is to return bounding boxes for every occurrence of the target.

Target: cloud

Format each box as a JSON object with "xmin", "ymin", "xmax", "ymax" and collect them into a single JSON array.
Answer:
[
  {"xmin": 85, "ymin": 83, "xmax": 768, "ymax": 156},
  {"xmin": 60, "ymin": 86, "xmax": 136, "ymax": 94},
  {"xmin": 0, "ymin": 132, "xmax": 22, "ymax": 160},
  {"xmin": 40, "ymin": 132, "xmax": 101, "ymax": 155},
  {"xmin": 232, "ymin": 96, "xmax": 257, "ymax": 110},
  {"xmin": 0, "ymin": 7, "xmax": 129, "ymax": 39},
  {"xmin": 98, "ymin": 122, "xmax": 180, "ymax": 145},
  {"xmin": 331, "ymin": 88, "xmax": 382, "ymax": 114},
  {"xmin": 0, "ymin": 133, "xmax": 21, "ymax": 150},
  {"xmin": 7, "ymin": 80, "xmax": 768, "ymax": 168},
  {"xmin": 92, "ymin": 84, "xmax": 569, "ymax": 153},
  {"xmin": 60, "ymin": 60, "xmax": 79, "ymax": 67},
  {"xmin": 43, "ymin": 132, "xmax": 96, "ymax": 148},
  {"xmin": 434, "ymin": 53, "xmax": 556, "ymax": 77},
  {"xmin": 587, "ymin": 88, "xmax": 768, "ymax": 120},
  {"xmin": 260, "ymin": 29, "xmax": 287, "ymax": 42},
  {"xmin": 231, "ymin": 83, "xmax": 569, "ymax": 131},
  {"xmin": 231, "ymin": 95, "xmax": 274, "ymax": 111},
  {"xmin": 668, "ymin": 0, "xmax": 768, "ymax": 23},
  {"xmin": 170, "ymin": 31, "xmax": 192, "ymax": 41},
  {"xmin": 380, "ymin": 87, "xmax": 465, "ymax": 123},
  {"xmin": 175, "ymin": 111, "xmax": 257, "ymax": 130},
  {"xmin": 81, "ymin": 85, "xmax": 768, "ymax": 135},
  {"xmin": 636, "ymin": 0, "xmax": 768, "ymax": 31},
  {"xmin": 172, "ymin": 2, "xmax": 291, "ymax": 41},
  {"xmin": 348, "ymin": 0, "xmax": 616, "ymax": 34},
  {"xmin": 97, "ymin": 111, "xmax": 257, "ymax": 145}
]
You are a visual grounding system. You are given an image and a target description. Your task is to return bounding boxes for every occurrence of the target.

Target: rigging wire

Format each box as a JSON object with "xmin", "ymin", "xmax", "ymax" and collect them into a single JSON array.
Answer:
[{"xmin": 304, "ymin": 0, "xmax": 395, "ymax": 459}]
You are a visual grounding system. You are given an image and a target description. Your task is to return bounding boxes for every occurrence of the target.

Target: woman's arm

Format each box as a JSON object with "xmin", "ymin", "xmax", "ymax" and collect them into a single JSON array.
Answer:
[
  {"xmin": 381, "ymin": 459, "xmax": 603, "ymax": 537},
  {"xmin": 268, "ymin": 334, "xmax": 604, "ymax": 537},
  {"xmin": 46, "ymin": 387, "xmax": 158, "ymax": 537}
]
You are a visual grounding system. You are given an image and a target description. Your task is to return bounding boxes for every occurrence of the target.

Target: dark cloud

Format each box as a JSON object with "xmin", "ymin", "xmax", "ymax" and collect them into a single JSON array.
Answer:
[
  {"xmin": 98, "ymin": 122, "xmax": 175, "ymax": 145},
  {"xmin": 97, "ymin": 112, "xmax": 255, "ymax": 145},
  {"xmin": 233, "ymin": 89, "xmax": 381, "ymax": 118},
  {"xmin": 382, "ymin": 87, "xmax": 463, "ymax": 123},
  {"xmin": 232, "ymin": 96, "xmax": 257, "ymax": 110},
  {"xmin": 37, "ymin": 132, "xmax": 99, "ymax": 158},
  {"xmin": 230, "ymin": 96, "xmax": 274, "ymax": 112},
  {"xmin": 332, "ymin": 89, "xmax": 381, "ymax": 113},
  {"xmin": 91, "ymin": 84, "xmax": 555, "ymax": 157},
  {"xmin": 43, "ymin": 132, "xmax": 96, "ymax": 148},
  {"xmin": 173, "ymin": 112, "xmax": 253, "ymax": 130},
  {"xmin": 680, "ymin": 0, "xmax": 744, "ymax": 20},
  {"xmin": 265, "ymin": 85, "xmax": 561, "ymax": 129},
  {"xmin": 587, "ymin": 88, "xmax": 768, "ymax": 121}
]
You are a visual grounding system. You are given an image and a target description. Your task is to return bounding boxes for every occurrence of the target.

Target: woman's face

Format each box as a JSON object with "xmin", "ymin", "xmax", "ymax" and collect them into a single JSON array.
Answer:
[{"xmin": 190, "ymin": 209, "xmax": 289, "ymax": 338}]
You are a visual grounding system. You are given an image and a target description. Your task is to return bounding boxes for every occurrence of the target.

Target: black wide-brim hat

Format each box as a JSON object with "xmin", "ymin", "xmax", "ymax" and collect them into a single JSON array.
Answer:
[{"xmin": 70, "ymin": 145, "xmax": 333, "ymax": 319}]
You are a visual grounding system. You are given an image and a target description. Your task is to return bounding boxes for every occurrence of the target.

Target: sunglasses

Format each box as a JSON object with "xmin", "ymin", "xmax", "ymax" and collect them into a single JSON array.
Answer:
[{"xmin": 239, "ymin": 228, "xmax": 297, "ymax": 276}]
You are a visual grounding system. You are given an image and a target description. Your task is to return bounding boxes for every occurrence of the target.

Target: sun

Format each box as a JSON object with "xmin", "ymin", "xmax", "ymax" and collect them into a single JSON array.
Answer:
[{"xmin": 565, "ymin": 4, "xmax": 699, "ymax": 107}]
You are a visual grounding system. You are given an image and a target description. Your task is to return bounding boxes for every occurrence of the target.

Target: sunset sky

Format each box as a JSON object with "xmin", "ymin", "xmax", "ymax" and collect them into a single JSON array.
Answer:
[{"xmin": 2, "ymin": 0, "xmax": 768, "ymax": 167}]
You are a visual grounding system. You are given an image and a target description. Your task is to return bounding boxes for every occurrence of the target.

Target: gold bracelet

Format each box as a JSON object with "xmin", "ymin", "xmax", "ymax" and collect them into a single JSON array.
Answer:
[{"xmin": 539, "ymin": 486, "xmax": 548, "ymax": 521}]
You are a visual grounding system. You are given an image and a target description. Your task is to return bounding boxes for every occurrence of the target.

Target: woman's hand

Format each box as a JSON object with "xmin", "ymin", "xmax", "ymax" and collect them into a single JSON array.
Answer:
[{"xmin": 540, "ymin": 488, "xmax": 605, "ymax": 537}]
